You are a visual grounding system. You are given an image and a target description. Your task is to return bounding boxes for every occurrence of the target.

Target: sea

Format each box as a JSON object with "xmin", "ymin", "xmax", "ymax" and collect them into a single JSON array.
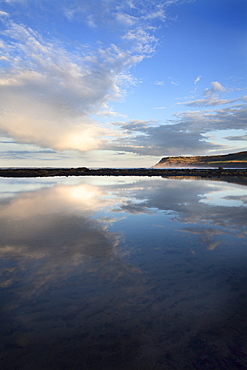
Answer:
[{"xmin": 0, "ymin": 175, "xmax": 246, "ymax": 369}]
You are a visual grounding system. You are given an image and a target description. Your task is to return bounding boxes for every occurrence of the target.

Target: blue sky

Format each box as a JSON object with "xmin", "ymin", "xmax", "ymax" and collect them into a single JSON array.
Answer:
[{"xmin": 0, "ymin": 0, "xmax": 246, "ymax": 167}]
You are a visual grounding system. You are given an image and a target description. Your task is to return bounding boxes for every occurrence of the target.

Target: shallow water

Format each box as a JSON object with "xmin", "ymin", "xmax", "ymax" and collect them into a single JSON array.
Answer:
[{"xmin": 0, "ymin": 176, "xmax": 246, "ymax": 369}]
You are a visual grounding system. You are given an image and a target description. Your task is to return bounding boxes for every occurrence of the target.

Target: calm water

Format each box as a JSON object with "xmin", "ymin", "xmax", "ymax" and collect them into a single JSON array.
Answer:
[{"xmin": 0, "ymin": 176, "xmax": 246, "ymax": 369}]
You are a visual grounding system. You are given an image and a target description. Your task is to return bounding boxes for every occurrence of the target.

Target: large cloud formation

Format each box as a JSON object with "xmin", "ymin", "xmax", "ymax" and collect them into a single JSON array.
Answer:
[
  {"xmin": 0, "ymin": 0, "xmax": 167, "ymax": 151},
  {"xmin": 109, "ymin": 78, "xmax": 247, "ymax": 156},
  {"xmin": 0, "ymin": 1, "xmax": 246, "ymax": 158},
  {"xmin": 110, "ymin": 97, "xmax": 247, "ymax": 156}
]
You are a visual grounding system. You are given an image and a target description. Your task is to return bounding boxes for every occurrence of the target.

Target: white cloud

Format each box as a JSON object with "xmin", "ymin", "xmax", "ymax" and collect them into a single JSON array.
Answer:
[
  {"xmin": 203, "ymin": 81, "xmax": 227, "ymax": 95},
  {"xmin": 168, "ymin": 77, "xmax": 179, "ymax": 86},
  {"xmin": 164, "ymin": 0, "xmax": 183, "ymax": 5},
  {"xmin": 109, "ymin": 99, "xmax": 247, "ymax": 156},
  {"xmin": 175, "ymin": 103, "xmax": 247, "ymax": 131},
  {"xmin": 1, "ymin": 0, "xmax": 28, "ymax": 4},
  {"xmin": 178, "ymin": 98, "xmax": 235, "ymax": 107},
  {"xmin": 0, "ymin": 10, "xmax": 9, "ymax": 16},
  {"xmin": 0, "ymin": 23, "xmax": 117, "ymax": 149},
  {"xmin": 178, "ymin": 81, "xmax": 233, "ymax": 107},
  {"xmin": 194, "ymin": 75, "xmax": 201, "ymax": 84},
  {"xmin": 116, "ymin": 12, "xmax": 136, "ymax": 26},
  {"xmin": 142, "ymin": 4, "xmax": 166, "ymax": 21},
  {"xmin": 2, "ymin": 0, "xmax": 238, "ymax": 160},
  {"xmin": 154, "ymin": 80, "xmax": 165, "ymax": 86},
  {"xmin": 123, "ymin": 28, "xmax": 158, "ymax": 56},
  {"xmin": 0, "ymin": 1, "xmax": 169, "ymax": 151},
  {"xmin": 63, "ymin": 0, "xmax": 166, "ymax": 33}
]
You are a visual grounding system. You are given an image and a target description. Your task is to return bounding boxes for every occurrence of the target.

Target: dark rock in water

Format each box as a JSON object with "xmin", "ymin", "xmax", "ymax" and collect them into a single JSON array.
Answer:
[{"xmin": 0, "ymin": 167, "xmax": 246, "ymax": 186}]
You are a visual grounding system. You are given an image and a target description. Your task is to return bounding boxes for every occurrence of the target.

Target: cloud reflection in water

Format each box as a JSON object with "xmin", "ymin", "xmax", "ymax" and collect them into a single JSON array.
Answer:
[
  {"xmin": 0, "ymin": 177, "xmax": 246, "ymax": 369},
  {"xmin": 112, "ymin": 178, "xmax": 247, "ymax": 249}
]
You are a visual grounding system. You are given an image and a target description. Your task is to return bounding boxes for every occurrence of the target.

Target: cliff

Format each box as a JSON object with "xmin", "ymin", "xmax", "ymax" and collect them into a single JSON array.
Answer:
[{"xmin": 153, "ymin": 151, "xmax": 247, "ymax": 168}]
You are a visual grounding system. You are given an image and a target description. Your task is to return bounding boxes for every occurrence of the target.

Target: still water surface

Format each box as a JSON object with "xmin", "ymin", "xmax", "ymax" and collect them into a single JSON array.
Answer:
[{"xmin": 0, "ymin": 176, "xmax": 246, "ymax": 369}]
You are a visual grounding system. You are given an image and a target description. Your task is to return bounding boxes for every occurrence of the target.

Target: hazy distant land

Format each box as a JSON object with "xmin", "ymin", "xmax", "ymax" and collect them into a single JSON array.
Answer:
[{"xmin": 153, "ymin": 151, "xmax": 247, "ymax": 168}]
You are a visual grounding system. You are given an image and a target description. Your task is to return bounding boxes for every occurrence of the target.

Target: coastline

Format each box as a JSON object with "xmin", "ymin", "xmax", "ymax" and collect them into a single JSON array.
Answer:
[{"xmin": 0, "ymin": 167, "xmax": 246, "ymax": 182}]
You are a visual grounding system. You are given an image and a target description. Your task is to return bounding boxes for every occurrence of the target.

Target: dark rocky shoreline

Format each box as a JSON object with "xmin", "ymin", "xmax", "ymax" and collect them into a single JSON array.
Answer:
[{"xmin": 0, "ymin": 167, "xmax": 246, "ymax": 181}]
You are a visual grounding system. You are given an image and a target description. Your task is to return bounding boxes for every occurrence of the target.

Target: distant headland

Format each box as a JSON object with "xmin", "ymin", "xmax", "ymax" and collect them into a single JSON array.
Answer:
[
  {"xmin": 153, "ymin": 151, "xmax": 247, "ymax": 168},
  {"xmin": 0, "ymin": 151, "xmax": 246, "ymax": 184}
]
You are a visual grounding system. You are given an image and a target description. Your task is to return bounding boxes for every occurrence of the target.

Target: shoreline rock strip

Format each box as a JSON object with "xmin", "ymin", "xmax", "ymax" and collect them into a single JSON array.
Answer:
[{"xmin": 0, "ymin": 167, "xmax": 246, "ymax": 179}]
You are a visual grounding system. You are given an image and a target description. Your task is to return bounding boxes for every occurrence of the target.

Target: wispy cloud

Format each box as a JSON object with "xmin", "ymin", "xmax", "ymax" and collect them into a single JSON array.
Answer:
[
  {"xmin": 226, "ymin": 134, "xmax": 247, "ymax": 141},
  {"xmin": 168, "ymin": 77, "xmax": 179, "ymax": 86},
  {"xmin": 0, "ymin": 10, "xmax": 9, "ymax": 16},
  {"xmin": 179, "ymin": 98, "xmax": 233, "ymax": 107},
  {"xmin": 194, "ymin": 75, "xmax": 201, "ymax": 84},
  {"xmin": 154, "ymin": 80, "xmax": 165, "ymax": 86},
  {"xmin": 178, "ymin": 81, "xmax": 233, "ymax": 107}
]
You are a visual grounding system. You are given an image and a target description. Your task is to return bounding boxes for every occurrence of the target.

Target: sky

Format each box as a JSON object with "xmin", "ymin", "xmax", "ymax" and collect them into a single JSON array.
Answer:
[{"xmin": 0, "ymin": 0, "xmax": 246, "ymax": 168}]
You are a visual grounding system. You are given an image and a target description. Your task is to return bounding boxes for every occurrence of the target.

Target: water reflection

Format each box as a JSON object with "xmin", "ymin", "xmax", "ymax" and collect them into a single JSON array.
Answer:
[
  {"xmin": 0, "ymin": 177, "xmax": 246, "ymax": 369},
  {"xmin": 0, "ymin": 183, "xmax": 130, "ymax": 298},
  {"xmin": 112, "ymin": 178, "xmax": 247, "ymax": 248}
]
